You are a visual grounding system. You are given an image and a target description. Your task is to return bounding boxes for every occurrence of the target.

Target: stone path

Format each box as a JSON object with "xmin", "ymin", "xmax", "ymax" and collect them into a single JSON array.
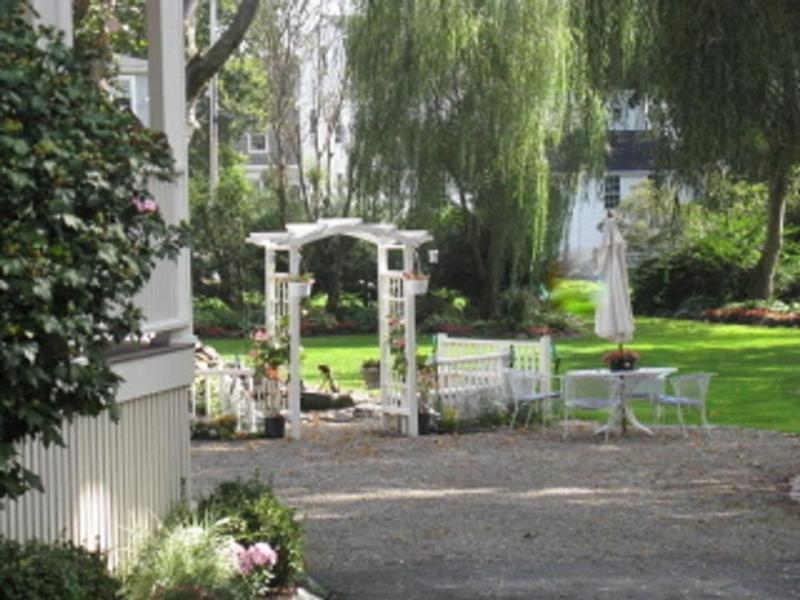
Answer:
[{"xmin": 192, "ymin": 422, "xmax": 800, "ymax": 599}]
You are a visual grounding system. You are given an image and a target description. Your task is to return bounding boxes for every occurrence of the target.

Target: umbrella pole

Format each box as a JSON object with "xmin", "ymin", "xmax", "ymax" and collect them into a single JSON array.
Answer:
[{"xmin": 618, "ymin": 342, "xmax": 627, "ymax": 433}]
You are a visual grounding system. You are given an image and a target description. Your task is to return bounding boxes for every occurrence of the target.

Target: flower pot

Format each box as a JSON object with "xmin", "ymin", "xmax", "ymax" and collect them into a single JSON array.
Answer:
[
  {"xmin": 418, "ymin": 411, "xmax": 434, "ymax": 435},
  {"xmin": 288, "ymin": 281, "xmax": 312, "ymax": 299},
  {"xmin": 405, "ymin": 277, "xmax": 429, "ymax": 295},
  {"xmin": 361, "ymin": 366, "xmax": 380, "ymax": 389},
  {"xmin": 608, "ymin": 359, "xmax": 636, "ymax": 372},
  {"xmin": 264, "ymin": 415, "xmax": 285, "ymax": 439}
]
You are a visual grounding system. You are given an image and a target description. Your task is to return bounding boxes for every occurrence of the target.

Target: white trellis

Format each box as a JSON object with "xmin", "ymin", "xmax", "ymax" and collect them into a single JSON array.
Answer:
[{"xmin": 247, "ymin": 218, "xmax": 431, "ymax": 439}]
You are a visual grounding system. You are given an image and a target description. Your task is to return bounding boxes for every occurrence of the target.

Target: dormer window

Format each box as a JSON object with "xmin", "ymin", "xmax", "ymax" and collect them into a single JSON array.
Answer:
[{"xmin": 249, "ymin": 133, "xmax": 268, "ymax": 153}]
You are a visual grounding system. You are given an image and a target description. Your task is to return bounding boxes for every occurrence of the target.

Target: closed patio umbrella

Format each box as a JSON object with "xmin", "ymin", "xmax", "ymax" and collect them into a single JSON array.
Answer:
[{"xmin": 595, "ymin": 214, "xmax": 635, "ymax": 345}]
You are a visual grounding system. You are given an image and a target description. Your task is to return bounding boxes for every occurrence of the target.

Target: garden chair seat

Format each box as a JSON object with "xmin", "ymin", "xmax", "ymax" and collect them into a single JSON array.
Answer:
[
  {"xmin": 654, "ymin": 373, "xmax": 714, "ymax": 436},
  {"xmin": 502, "ymin": 368, "xmax": 561, "ymax": 429},
  {"xmin": 562, "ymin": 373, "xmax": 617, "ymax": 441}
]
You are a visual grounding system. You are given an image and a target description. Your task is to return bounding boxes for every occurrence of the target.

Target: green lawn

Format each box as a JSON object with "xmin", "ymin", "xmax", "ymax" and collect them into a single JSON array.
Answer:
[
  {"xmin": 206, "ymin": 334, "xmax": 434, "ymax": 393},
  {"xmin": 205, "ymin": 318, "xmax": 800, "ymax": 434}
]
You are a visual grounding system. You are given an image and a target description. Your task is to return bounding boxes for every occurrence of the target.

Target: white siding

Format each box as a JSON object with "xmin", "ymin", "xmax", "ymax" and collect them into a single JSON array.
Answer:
[{"xmin": 0, "ymin": 387, "xmax": 191, "ymax": 569}]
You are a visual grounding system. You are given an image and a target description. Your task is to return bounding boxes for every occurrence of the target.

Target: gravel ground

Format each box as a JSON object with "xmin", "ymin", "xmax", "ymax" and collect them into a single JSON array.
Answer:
[{"xmin": 192, "ymin": 419, "xmax": 800, "ymax": 599}]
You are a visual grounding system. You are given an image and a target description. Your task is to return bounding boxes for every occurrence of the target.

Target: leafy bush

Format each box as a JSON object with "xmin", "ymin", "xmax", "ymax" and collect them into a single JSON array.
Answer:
[
  {"xmin": 197, "ymin": 478, "xmax": 304, "ymax": 590},
  {"xmin": 191, "ymin": 415, "xmax": 239, "ymax": 440},
  {"xmin": 631, "ymin": 243, "xmax": 751, "ymax": 314},
  {"xmin": 194, "ymin": 296, "xmax": 242, "ymax": 336},
  {"xmin": 0, "ymin": 537, "xmax": 120, "ymax": 599},
  {"xmin": 0, "ymin": 2, "xmax": 187, "ymax": 502},
  {"xmin": 123, "ymin": 519, "xmax": 251, "ymax": 599}
]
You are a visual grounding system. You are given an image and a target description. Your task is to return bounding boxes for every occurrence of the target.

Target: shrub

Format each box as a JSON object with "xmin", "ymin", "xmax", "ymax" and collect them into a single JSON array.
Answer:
[
  {"xmin": 123, "ymin": 519, "xmax": 252, "ymax": 599},
  {"xmin": 191, "ymin": 415, "xmax": 239, "ymax": 440},
  {"xmin": 0, "ymin": 1, "xmax": 187, "ymax": 502},
  {"xmin": 197, "ymin": 478, "xmax": 304, "ymax": 590},
  {"xmin": 0, "ymin": 537, "xmax": 120, "ymax": 599},
  {"xmin": 334, "ymin": 303, "xmax": 378, "ymax": 334},
  {"xmin": 631, "ymin": 243, "xmax": 751, "ymax": 315},
  {"xmin": 193, "ymin": 296, "xmax": 242, "ymax": 336}
]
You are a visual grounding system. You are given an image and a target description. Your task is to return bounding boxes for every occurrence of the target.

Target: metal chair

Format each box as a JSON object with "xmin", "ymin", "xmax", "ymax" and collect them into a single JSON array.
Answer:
[
  {"xmin": 654, "ymin": 373, "xmax": 714, "ymax": 436},
  {"xmin": 501, "ymin": 368, "xmax": 561, "ymax": 429},
  {"xmin": 562, "ymin": 373, "xmax": 618, "ymax": 440}
]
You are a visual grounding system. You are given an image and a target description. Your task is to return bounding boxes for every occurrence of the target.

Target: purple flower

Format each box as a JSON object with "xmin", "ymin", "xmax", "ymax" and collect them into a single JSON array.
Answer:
[
  {"xmin": 132, "ymin": 196, "xmax": 159, "ymax": 214},
  {"xmin": 247, "ymin": 542, "xmax": 278, "ymax": 567}
]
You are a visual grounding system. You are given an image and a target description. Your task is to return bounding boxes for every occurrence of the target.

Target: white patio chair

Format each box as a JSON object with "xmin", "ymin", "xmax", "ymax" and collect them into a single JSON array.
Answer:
[
  {"xmin": 654, "ymin": 373, "xmax": 714, "ymax": 436},
  {"xmin": 501, "ymin": 368, "xmax": 561, "ymax": 429},
  {"xmin": 562, "ymin": 373, "xmax": 618, "ymax": 441}
]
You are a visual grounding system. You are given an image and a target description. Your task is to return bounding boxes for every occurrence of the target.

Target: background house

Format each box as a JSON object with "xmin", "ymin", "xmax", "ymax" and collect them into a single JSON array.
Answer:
[{"xmin": 563, "ymin": 97, "xmax": 656, "ymax": 274}]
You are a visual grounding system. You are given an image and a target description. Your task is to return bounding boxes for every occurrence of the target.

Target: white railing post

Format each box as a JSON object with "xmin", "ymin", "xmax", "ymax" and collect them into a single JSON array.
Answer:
[
  {"xmin": 403, "ymin": 245, "xmax": 418, "ymax": 436},
  {"xmin": 287, "ymin": 247, "xmax": 302, "ymax": 440}
]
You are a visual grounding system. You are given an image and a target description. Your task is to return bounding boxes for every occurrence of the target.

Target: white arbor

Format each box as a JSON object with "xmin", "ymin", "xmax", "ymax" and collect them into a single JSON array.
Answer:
[{"xmin": 247, "ymin": 218, "xmax": 431, "ymax": 439}]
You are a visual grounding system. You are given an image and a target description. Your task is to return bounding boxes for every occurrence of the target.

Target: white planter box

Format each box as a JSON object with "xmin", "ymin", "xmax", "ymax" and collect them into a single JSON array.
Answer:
[
  {"xmin": 288, "ymin": 281, "xmax": 313, "ymax": 299},
  {"xmin": 405, "ymin": 277, "xmax": 429, "ymax": 295}
]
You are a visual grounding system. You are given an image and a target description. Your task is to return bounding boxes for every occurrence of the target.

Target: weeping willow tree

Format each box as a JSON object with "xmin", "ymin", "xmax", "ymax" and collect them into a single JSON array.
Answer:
[
  {"xmin": 581, "ymin": 0, "xmax": 800, "ymax": 299},
  {"xmin": 347, "ymin": 0, "xmax": 605, "ymax": 316}
]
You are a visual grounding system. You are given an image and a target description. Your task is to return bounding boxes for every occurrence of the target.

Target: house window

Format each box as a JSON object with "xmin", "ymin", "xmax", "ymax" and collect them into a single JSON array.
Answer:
[
  {"xmin": 611, "ymin": 101, "xmax": 624, "ymax": 124},
  {"xmin": 309, "ymin": 109, "xmax": 317, "ymax": 133},
  {"xmin": 334, "ymin": 120, "xmax": 344, "ymax": 144},
  {"xmin": 116, "ymin": 75, "xmax": 135, "ymax": 102},
  {"xmin": 603, "ymin": 175, "xmax": 621, "ymax": 209},
  {"xmin": 249, "ymin": 133, "xmax": 268, "ymax": 154}
]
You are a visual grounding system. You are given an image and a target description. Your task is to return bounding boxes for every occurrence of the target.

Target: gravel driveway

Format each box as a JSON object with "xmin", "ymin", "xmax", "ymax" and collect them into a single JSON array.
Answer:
[{"xmin": 192, "ymin": 421, "xmax": 800, "ymax": 599}]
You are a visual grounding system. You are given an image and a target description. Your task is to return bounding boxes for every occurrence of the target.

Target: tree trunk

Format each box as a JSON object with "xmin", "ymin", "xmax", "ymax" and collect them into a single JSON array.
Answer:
[
  {"xmin": 185, "ymin": 0, "xmax": 260, "ymax": 106},
  {"xmin": 750, "ymin": 163, "xmax": 789, "ymax": 299},
  {"xmin": 326, "ymin": 238, "xmax": 344, "ymax": 314}
]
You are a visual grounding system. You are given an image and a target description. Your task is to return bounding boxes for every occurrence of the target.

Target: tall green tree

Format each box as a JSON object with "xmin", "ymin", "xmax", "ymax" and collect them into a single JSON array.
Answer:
[
  {"xmin": 347, "ymin": 0, "xmax": 604, "ymax": 317},
  {"xmin": 582, "ymin": 0, "xmax": 800, "ymax": 298}
]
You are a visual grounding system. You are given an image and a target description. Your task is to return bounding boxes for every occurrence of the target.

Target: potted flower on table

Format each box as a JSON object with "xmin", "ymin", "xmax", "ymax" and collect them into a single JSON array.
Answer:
[{"xmin": 602, "ymin": 347, "xmax": 640, "ymax": 371}]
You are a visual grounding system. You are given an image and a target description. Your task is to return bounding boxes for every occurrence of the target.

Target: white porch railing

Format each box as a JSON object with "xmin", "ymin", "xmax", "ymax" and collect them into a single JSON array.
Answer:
[
  {"xmin": 192, "ymin": 368, "xmax": 286, "ymax": 434},
  {"xmin": 433, "ymin": 335, "xmax": 553, "ymax": 417}
]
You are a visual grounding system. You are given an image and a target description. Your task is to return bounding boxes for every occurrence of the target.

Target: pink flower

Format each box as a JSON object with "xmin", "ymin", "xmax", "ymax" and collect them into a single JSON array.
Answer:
[
  {"xmin": 248, "ymin": 542, "xmax": 278, "ymax": 567},
  {"xmin": 132, "ymin": 196, "xmax": 159, "ymax": 214},
  {"xmin": 253, "ymin": 329, "xmax": 269, "ymax": 342}
]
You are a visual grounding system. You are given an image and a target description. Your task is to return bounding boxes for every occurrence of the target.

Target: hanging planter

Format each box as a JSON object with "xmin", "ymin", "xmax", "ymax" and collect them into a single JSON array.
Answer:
[
  {"xmin": 287, "ymin": 274, "xmax": 314, "ymax": 299},
  {"xmin": 403, "ymin": 272, "xmax": 429, "ymax": 295}
]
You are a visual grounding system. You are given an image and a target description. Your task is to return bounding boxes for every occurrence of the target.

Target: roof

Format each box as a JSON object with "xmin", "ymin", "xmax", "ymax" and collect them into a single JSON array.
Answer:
[
  {"xmin": 606, "ymin": 131, "xmax": 656, "ymax": 172},
  {"xmin": 247, "ymin": 218, "xmax": 432, "ymax": 249}
]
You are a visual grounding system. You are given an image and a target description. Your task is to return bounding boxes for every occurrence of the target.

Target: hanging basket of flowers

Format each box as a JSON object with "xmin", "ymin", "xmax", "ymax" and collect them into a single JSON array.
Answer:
[
  {"xmin": 287, "ymin": 273, "xmax": 314, "ymax": 299},
  {"xmin": 403, "ymin": 271, "xmax": 429, "ymax": 295}
]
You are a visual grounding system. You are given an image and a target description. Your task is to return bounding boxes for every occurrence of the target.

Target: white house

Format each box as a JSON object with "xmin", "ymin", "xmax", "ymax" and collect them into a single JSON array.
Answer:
[
  {"xmin": 563, "ymin": 97, "xmax": 656, "ymax": 274},
  {"xmin": 240, "ymin": 0, "xmax": 352, "ymax": 203},
  {"xmin": 0, "ymin": 1, "xmax": 193, "ymax": 569}
]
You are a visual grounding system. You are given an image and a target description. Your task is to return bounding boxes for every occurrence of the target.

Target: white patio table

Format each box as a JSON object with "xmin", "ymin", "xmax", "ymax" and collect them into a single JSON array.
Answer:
[{"xmin": 565, "ymin": 367, "xmax": 677, "ymax": 436}]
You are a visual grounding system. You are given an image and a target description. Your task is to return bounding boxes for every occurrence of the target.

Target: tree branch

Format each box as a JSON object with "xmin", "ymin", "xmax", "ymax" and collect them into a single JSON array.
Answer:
[{"xmin": 185, "ymin": 0, "xmax": 259, "ymax": 105}]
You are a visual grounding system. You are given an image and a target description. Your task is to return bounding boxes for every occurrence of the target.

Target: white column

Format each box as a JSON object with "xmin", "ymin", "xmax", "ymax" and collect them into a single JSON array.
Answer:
[
  {"xmin": 403, "ymin": 245, "xmax": 418, "ymax": 436},
  {"xmin": 264, "ymin": 248, "xmax": 276, "ymax": 336},
  {"xmin": 147, "ymin": 0, "xmax": 193, "ymax": 344},
  {"xmin": 29, "ymin": 0, "xmax": 73, "ymax": 45},
  {"xmin": 287, "ymin": 247, "xmax": 302, "ymax": 440},
  {"xmin": 377, "ymin": 245, "xmax": 390, "ymax": 428}
]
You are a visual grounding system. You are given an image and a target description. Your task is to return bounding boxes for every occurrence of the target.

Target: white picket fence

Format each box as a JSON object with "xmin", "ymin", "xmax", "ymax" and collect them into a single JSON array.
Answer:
[
  {"xmin": 433, "ymin": 334, "xmax": 552, "ymax": 418},
  {"xmin": 192, "ymin": 368, "xmax": 286, "ymax": 433}
]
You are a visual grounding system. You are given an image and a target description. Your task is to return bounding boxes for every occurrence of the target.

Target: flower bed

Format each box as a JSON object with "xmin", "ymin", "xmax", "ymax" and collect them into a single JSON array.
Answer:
[{"xmin": 703, "ymin": 303, "xmax": 800, "ymax": 327}]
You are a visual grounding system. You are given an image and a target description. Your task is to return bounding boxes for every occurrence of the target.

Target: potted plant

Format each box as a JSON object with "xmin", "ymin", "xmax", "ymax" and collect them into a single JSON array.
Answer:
[
  {"xmin": 287, "ymin": 273, "xmax": 314, "ymax": 299},
  {"xmin": 262, "ymin": 385, "xmax": 286, "ymax": 439},
  {"xmin": 417, "ymin": 362, "xmax": 437, "ymax": 435},
  {"xmin": 602, "ymin": 347, "xmax": 640, "ymax": 371},
  {"xmin": 403, "ymin": 271, "xmax": 429, "ymax": 295},
  {"xmin": 248, "ymin": 329, "xmax": 290, "ymax": 437},
  {"xmin": 361, "ymin": 358, "xmax": 381, "ymax": 389}
]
